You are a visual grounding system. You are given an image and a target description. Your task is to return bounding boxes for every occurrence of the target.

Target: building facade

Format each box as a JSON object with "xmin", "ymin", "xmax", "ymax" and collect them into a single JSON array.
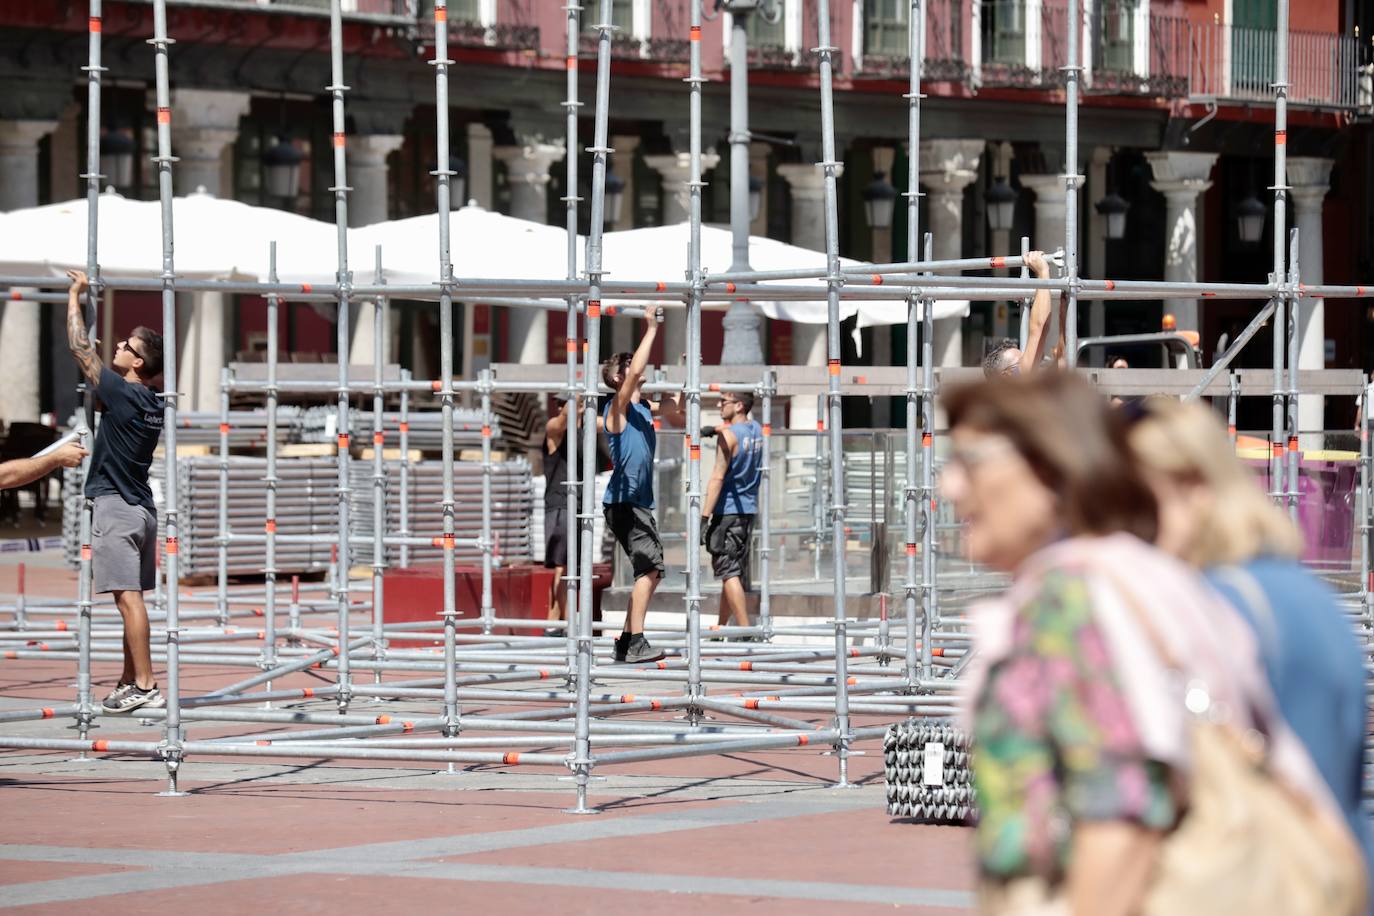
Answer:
[{"xmin": 1, "ymin": 0, "xmax": 1371, "ymax": 432}]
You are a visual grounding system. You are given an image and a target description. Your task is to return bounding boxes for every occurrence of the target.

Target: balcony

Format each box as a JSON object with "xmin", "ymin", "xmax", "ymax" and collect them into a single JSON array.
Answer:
[
  {"xmin": 1188, "ymin": 21, "xmax": 1370, "ymax": 111},
  {"xmin": 413, "ymin": 1, "xmax": 539, "ymax": 52},
  {"xmin": 159, "ymin": 0, "xmax": 414, "ymax": 16},
  {"xmin": 854, "ymin": 1, "xmax": 1367, "ymax": 112}
]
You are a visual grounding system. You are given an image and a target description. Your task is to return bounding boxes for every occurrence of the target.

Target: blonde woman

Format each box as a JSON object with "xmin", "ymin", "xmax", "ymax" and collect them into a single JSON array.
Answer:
[{"xmin": 1128, "ymin": 397, "xmax": 1374, "ymax": 887}]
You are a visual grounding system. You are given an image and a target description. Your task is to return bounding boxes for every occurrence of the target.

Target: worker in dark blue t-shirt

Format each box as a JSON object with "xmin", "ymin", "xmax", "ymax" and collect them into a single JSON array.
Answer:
[
  {"xmin": 65, "ymin": 270, "xmax": 166, "ymax": 714},
  {"xmin": 702, "ymin": 390, "xmax": 763, "ymax": 634},
  {"xmin": 601, "ymin": 307, "xmax": 684, "ymax": 664}
]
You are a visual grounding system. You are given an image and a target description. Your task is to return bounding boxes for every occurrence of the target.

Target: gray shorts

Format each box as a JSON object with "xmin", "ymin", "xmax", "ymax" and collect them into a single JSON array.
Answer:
[{"xmin": 91, "ymin": 495, "xmax": 157, "ymax": 594}]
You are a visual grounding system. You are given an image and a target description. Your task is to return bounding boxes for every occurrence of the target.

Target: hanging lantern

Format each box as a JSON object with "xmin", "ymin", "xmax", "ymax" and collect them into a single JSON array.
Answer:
[
  {"xmin": 985, "ymin": 175, "xmax": 1017, "ymax": 232},
  {"xmin": 99, "ymin": 130, "xmax": 136, "ymax": 190},
  {"xmin": 262, "ymin": 137, "xmax": 305, "ymax": 200},
  {"xmin": 1236, "ymin": 193, "xmax": 1266, "ymax": 244},
  {"xmin": 1094, "ymin": 190, "xmax": 1130, "ymax": 240},
  {"xmin": 604, "ymin": 167, "xmax": 626, "ymax": 224},
  {"xmin": 862, "ymin": 170, "xmax": 897, "ymax": 230},
  {"xmin": 748, "ymin": 175, "xmax": 764, "ymax": 222}
]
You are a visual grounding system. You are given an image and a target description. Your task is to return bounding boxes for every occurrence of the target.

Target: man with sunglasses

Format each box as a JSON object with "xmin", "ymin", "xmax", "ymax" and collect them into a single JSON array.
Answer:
[
  {"xmin": 701, "ymin": 390, "xmax": 763, "ymax": 636},
  {"xmin": 66, "ymin": 269, "xmax": 166, "ymax": 713}
]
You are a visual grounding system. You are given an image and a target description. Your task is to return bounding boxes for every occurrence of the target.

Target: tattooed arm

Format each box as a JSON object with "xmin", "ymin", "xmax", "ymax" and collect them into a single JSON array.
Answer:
[{"xmin": 65, "ymin": 270, "xmax": 102, "ymax": 385}]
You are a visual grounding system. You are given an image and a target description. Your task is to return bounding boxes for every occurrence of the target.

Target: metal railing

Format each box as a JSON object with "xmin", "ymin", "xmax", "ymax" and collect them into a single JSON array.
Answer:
[
  {"xmin": 1189, "ymin": 20, "xmax": 1368, "ymax": 110},
  {"xmin": 186, "ymin": 0, "xmax": 415, "ymax": 16}
]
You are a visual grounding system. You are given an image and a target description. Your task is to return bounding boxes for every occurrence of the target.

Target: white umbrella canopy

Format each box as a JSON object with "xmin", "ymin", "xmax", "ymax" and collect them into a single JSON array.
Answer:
[
  {"xmin": 591, "ymin": 222, "xmax": 966, "ymax": 326},
  {"xmin": 0, "ymin": 190, "xmax": 338, "ymax": 282},
  {"xmin": 351, "ymin": 203, "xmax": 572, "ymax": 287}
]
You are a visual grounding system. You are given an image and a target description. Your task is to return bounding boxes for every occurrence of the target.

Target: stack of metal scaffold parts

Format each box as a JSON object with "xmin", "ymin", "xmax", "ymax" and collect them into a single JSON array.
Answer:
[
  {"xmin": 62, "ymin": 454, "xmax": 534, "ymax": 576},
  {"xmin": 884, "ymin": 720, "xmax": 976, "ymax": 824}
]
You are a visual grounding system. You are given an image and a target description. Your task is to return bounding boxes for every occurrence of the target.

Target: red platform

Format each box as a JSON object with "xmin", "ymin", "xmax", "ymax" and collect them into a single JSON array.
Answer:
[{"xmin": 382, "ymin": 563, "xmax": 610, "ymax": 647}]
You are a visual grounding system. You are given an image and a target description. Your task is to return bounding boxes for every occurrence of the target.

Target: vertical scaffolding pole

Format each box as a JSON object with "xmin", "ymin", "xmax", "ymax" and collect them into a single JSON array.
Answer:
[
  {"xmin": 901, "ymin": 0, "xmax": 925, "ymax": 691},
  {"xmin": 1285, "ymin": 230, "xmax": 1301, "ymax": 520},
  {"xmin": 683, "ymin": 0, "xmax": 707, "ymax": 713},
  {"xmin": 430, "ymin": 0, "xmax": 461, "ymax": 754},
  {"xmin": 73, "ymin": 0, "xmax": 105, "ymax": 755},
  {"xmin": 813, "ymin": 0, "xmax": 853, "ymax": 788},
  {"xmin": 758, "ymin": 368, "xmax": 775, "ymax": 638},
  {"xmin": 1227, "ymin": 370, "xmax": 1239, "ymax": 445},
  {"xmin": 216, "ymin": 366, "xmax": 230, "ymax": 624},
  {"xmin": 398, "ymin": 368, "xmax": 411, "ymax": 569},
  {"xmin": 1061, "ymin": 0, "xmax": 1082, "ymax": 366},
  {"xmin": 569, "ymin": 0, "xmax": 617, "ymax": 815},
  {"xmin": 1270, "ymin": 0, "xmax": 1290, "ymax": 501},
  {"xmin": 263, "ymin": 243, "xmax": 280, "ymax": 672},
  {"xmin": 151, "ymin": 0, "xmax": 187, "ymax": 796},
  {"xmin": 479, "ymin": 369, "xmax": 494, "ymax": 635},
  {"xmin": 1018, "ymin": 236, "xmax": 1031, "ymax": 349},
  {"xmin": 370, "ymin": 246, "xmax": 387, "ymax": 684},
  {"xmin": 1361, "ymin": 379, "xmax": 1372, "ymax": 630},
  {"xmin": 327, "ymin": 0, "xmax": 354, "ymax": 714},
  {"xmin": 562, "ymin": 0, "xmax": 583, "ymax": 682},
  {"xmin": 920, "ymin": 232, "xmax": 936, "ymax": 683}
]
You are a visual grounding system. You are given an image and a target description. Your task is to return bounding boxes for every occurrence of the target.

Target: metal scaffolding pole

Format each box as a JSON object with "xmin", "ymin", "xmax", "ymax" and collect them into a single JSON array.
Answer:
[
  {"xmin": 216, "ymin": 366, "xmax": 231, "ymax": 624},
  {"xmin": 72, "ymin": 0, "xmax": 104, "ymax": 759},
  {"xmin": 683, "ymin": 0, "xmax": 707, "ymax": 716},
  {"xmin": 1270, "ymin": 0, "xmax": 1291, "ymax": 504},
  {"xmin": 150, "ymin": 0, "xmax": 187, "ymax": 796},
  {"xmin": 571, "ymin": 0, "xmax": 618, "ymax": 815},
  {"xmin": 263, "ymin": 244, "xmax": 280, "ymax": 674},
  {"xmin": 479, "ymin": 369, "xmax": 495, "ymax": 634},
  {"xmin": 370, "ymin": 246, "xmax": 388, "ymax": 686},
  {"xmin": 561, "ymin": 0, "xmax": 584, "ymax": 687},
  {"xmin": 758, "ymin": 368, "xmax": 775, "ymax": 638},
  {"xmin": 430, "ymin": 0, "xmax": 462, "ymax": 759},
  {"xmin": 920, "ymin": 233, "xmax": 936, "ymax": 683},
  {"xmin": 326, "ymin": 0, "xmax": 355, "ymax": 715},
  {"xmin": 901, "ymin": 0, "xmax": 925, "ymax": 691},
  {"xmin": 1286, "ymin": 229, "xmax": 1301, "ymax": 520},
  {"xmin": 813, "ymin": 0, "xmax": 854, "ymax": 788}
]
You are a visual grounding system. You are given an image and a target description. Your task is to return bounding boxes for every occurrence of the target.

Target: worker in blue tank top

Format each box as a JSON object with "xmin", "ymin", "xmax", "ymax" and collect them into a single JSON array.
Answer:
[
  {"xmin": 702, "ymin": 390, "xmax": 763, "ymax": 636},
  {"xmin": 601, "ymin": 307, "xmax": 685, "ymax": 664}
]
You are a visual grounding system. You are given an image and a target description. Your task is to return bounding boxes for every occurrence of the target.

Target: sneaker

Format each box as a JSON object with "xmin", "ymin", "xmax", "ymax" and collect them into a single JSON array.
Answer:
[
  {"xmin": 101, "ymin": 682, "xmax": 136, "ymax": 710},
  {"xmin": 543, "ymin": 626, "xmax": 565, "ymax": 638},
  {"xmin": 104, "ymin": 684, "xmax": 164, "ymax": 714},
  {"xmin": 623, "ymin": 634, "xmax": 665, "ymax": 665},
  {"xmin": 613, "ymin": 632, "xmax": 631, "ymax": 662}
]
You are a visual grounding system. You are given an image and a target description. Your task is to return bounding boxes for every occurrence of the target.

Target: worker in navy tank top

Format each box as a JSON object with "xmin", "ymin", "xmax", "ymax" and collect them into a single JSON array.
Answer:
[
  {"xmin": 601, "ymin": 307, "xmax": 685, "ymax": 664},
  {"xmin": 702, "ymin": 391, "xmax": 763, "ymax": 635}
]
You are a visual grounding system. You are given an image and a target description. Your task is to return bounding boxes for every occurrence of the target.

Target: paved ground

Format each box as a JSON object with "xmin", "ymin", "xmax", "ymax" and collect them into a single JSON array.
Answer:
[{"xmin": 0, "ymin": 556, "xmax": 975, "ymax": 913}]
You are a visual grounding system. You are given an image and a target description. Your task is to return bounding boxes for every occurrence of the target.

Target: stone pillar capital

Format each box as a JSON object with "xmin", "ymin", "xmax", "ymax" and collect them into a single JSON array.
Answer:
[
  {"xmin": 776, "ymin": 162, "xmax": 844, "ymax": 202},
  {"xmin": 917, "ymin": 138, "xmax": 983, "ymax": 196},
  {"xmin": 1144, "ymin": 150, "xmax": 1218, "ymax": 188},
  {"xmin": 1287, "ymin": 156, "xmax": 1334, "ymax": 212},
  {"xmin": 1018, "ymin": 173, "xmax": 1068, "ymax": 214},
  {"xmin": 493, "ymin": 142, "xmax": 567, "ymax": 187},
  {"xmin": 346, "ymin": 133, "xmax": 405, "ymax": 169},
  {"xmin": 0, "ymin": 119, "xmax": 58, "ymax": 155},
  {"xmin": 168, "ymin": 89, "xmax": 252, "ymax": 134},
  {"xmin": 644, "ymin": 151, "xmax": 723, "ymax": 185}
]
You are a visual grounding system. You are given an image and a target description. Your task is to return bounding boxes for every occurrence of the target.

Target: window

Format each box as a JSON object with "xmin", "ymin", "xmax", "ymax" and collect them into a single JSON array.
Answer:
[
  {"xmin": 864, "ymin": 0, "xmax": 908, "ymax": 57},
  {"xmin": 584, "ymin": 0, "xmax": 634, "ymax": 33},
  {"xmin": 1098, "ymin": 0, "xmax": 1137, "ymax": 72},
  {"xmin": 450, "ymin": 0, "xmax": 481, "ymax": 23},
  {"xmin": 985, "ymin": 0, "xmax": 1029, "ymax": 65},
  {"xmin": 747, "ymin": 5, "xmax": 787, "ymax": 48}
]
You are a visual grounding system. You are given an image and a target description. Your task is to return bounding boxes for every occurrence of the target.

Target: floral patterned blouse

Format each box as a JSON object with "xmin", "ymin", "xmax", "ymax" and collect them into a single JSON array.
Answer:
[{"xmin": 973, "ymin": 570, "xmax": 1177, "ymax": 882}]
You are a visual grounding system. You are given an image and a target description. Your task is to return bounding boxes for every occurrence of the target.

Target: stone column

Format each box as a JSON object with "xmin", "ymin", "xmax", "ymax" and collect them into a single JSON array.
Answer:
[
  {"xmin": 1145, "ymin": 151, "xmax": 1218, "ymax": 336},
  {"xmin": 919, "ymin": 139, "xmax": 983, "ymax": 368},
  {"xmin": 607, "ymin": 135, "xmax": 643, "ymax": 355},
  {"xmin": 346, "ymin": 133, "xmax": 405, "ymax": 366},
  {"xmin": 169, "ymin": 89, "xmax": 251, "ymax": 198},
  {"xmin": 1288, "ymin": 156, "xmax": 1334, "ymax": 446},
  {"xmin": 645, "ymin": 150, "xmax": 722, "ymax": 359},
  {"xmin": 466, "ymin": 123, "xmax": 494, "ymax": 209},
  {"xmin": 1086, "ymin": 146, "xmax": 1112, "ymax": 339},
  {"xmin": 989, "ymin": 142, "xmax": 1015, "ymax": 341},
  {"xmin": 0, "ymin": 119, "xmax": 58, "ymax": 424},
  {"xmin": 1019, "ymin": 172, "xmax": 1067, "ymax": 347},
  {"xmin": 777, "ymin": 162, "xmax": 844, "ymax": 434},
  {"xmin": 493, "ymin": 141, "xmax": 566, "ymax": 364},
  {"xmin": 169, "ymin": 90, "xmax": 251, "ymax": 412}
]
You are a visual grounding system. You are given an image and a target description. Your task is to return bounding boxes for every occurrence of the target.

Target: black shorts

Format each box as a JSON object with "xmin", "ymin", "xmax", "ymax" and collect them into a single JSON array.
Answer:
[
  {"xmin": 543, "ymin": 506, "xmax": 580, "ymax": 570},
  {"xmin": 706, "ymin": 513, "xmax": 753, "ymax": 582},
  {"xmin": 604, "ymin": 504, "xmax": 665, "ymax": 580}
]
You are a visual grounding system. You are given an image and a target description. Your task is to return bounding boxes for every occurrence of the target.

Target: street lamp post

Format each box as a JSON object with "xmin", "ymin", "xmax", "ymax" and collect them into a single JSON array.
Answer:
[{"xmin": 718, "ymin": 0, "xmax": 781, "ymax": 365}]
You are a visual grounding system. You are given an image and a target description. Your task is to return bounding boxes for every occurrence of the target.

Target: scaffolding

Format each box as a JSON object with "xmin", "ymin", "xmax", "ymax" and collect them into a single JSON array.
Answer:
[{"xmin": 0, "ymin": 0, "xmax": 1371, "ymax": 814}]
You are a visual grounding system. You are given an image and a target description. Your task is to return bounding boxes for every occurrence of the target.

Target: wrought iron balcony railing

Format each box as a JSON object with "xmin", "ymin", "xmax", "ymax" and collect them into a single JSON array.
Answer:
[{"xmin": 1188, "ymin": 21, "xmax": 1370, "ymax": 111}]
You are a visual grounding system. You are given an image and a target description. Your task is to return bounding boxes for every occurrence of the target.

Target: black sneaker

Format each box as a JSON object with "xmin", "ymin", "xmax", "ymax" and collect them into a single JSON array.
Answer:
[
  {"xmin": 623, "ymin": 634, "xmax": 665, "ymax": 664},
  {"xmin": 543, "ymin": 626, "xmax": 564, "ymax": 638},
  {"xmin": 104, "ymin": 684, "xmax": 164, "ymax": 714},
  {"xmin": 613, "ymin": 632, "xmax": 631, "ymax": 662}
]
